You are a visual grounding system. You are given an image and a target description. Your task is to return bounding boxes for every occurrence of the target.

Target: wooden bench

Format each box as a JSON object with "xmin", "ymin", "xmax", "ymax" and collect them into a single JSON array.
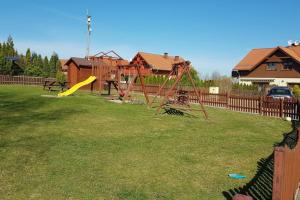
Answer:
[{"xmin": 43, "ymin": 80, "xmax": 68, "ymax": 92}]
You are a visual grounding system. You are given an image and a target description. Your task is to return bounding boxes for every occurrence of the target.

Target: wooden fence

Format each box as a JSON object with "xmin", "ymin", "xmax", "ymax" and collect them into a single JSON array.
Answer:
[
  {"xmin": 133, "ymin": 84, "xmax": 300, "ymax": 120},
  {"xmin": 0, "ymin": 75, "xmax": 55, "ymax": 85},
  {"xmin": 272, "ymin": 129, "xmax": 300, "ymax": 200}
]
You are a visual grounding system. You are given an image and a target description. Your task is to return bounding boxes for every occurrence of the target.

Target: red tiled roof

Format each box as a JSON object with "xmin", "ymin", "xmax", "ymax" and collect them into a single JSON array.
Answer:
[
  {"xmin": 233, "ymin": 48, "xmax": 276, "ymax": 71},
  {"xmin": 233, "ymin": 45, "xmax": 300, "ymax": 71},
  {"xmin": 281, "ymin": 46, "xmax": 300, "ymax": 63},
  {"xmin": 137, "ymin": 52, "xmax": 185, "ymax": 71}
]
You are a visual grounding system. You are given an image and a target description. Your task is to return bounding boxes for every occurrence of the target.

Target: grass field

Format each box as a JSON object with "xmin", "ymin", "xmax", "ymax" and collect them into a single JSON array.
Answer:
[{"xmin": 0, "ymin": 85, "xmax": 291, "ymax": 199}]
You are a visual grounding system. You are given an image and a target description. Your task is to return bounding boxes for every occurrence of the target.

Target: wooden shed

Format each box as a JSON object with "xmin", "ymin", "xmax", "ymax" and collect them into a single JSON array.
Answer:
[
  {"xmin": 65, "ymin": 57, "xmax": 100, "ymax": 90},
  {"xmin": 65, "ymin": 55, "xmax": 129, "ymax": 92}
]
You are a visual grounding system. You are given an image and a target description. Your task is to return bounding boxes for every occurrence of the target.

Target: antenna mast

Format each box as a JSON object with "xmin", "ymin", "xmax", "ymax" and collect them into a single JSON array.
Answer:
[{"xmin": 86, "ymin": 10, "xmax": 92, "ymax": 59}]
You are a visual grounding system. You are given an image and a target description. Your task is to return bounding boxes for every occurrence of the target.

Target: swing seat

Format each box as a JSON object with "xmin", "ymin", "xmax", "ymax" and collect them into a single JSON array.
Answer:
[{"xmin": 119, "ymin": 91, "xmax": 125, "ymax": 97}]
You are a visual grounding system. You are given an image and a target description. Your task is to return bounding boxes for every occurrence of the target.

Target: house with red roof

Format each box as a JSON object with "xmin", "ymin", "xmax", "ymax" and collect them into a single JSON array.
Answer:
[
  {"xmin": 232, "ymin": 44, "xmax": 300, "ymax": 87},
  {"xmin": 130, "ymin": 52, "xmax": 185, "ymax": 75}
]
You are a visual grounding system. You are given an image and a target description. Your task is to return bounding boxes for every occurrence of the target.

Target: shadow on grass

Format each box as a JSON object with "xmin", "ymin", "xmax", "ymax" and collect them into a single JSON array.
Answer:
[
  {"xmin": 222, "ymin": 121, "xmax": 299, "ymax": 200},
  {"xmin": 0, "ymin": 90, "xmax": 82, "ymax": 130},
  {"xmin": 163, "ymin": 108, "xmax": 184, "ymax": 116},
  {"xmin": 0, "ymin": 90, "xmax": 83, "ymax": 168},
  {"xmin": 162, "ymin": 107, "xmax": 200, "ymax": 118}
]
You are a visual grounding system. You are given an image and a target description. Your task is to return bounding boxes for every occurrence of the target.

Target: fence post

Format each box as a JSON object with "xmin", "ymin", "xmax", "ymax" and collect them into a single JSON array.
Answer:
[
  {"xmin": 280, "ymin": 98, "xmax": 284, "ymax": 118},
  {"xmin": 272, "ymin": 146, "xmax": 285, "ymax": 200},
  {"xmin": 259, "ymin": 96, "xmax": 263, "ymax": 115},
  {"xmin": 199, "ymin": 89, "xmax": 202, "ymax": 103},
  {"xmin": 226, "ymin": 92, "xmax": 229, "ymax": 108}
]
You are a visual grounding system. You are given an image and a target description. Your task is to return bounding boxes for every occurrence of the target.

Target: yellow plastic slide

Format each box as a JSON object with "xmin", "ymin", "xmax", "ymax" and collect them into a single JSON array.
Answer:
[{"xmin": 58, "ymin": 76, "xmax": 96, "ymax": 97}]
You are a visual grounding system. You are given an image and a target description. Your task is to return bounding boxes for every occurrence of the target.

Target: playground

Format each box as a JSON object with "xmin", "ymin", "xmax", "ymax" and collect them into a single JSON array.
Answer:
[
  {"xmin": 0, "ymin": 85, "xmax": 291, "ymax": 199},
  {"xmin": 56, "ymin": 51, "xmax": 209, "ymax": 118}
]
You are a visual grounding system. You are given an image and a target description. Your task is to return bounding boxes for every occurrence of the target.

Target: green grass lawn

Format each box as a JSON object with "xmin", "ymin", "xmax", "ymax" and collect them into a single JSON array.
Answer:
[{"xmin": 0, "ymin": 85, "xmax": 291, "ymax": 200}]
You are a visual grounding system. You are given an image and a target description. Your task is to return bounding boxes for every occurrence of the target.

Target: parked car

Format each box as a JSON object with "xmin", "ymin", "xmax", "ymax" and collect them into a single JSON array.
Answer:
[{"xmin": 267, "ymin": 86, "xmax": 294, "ymax": 99}]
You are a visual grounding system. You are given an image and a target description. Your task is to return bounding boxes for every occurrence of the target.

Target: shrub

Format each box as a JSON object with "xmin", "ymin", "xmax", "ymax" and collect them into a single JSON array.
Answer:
[
  {"xmin": 292, "ymin": 85, "xmax": 300, "ymax": 97},
  {"xmin": 56, "ymin": 71, "xmax": 66, "ymax": 84}
]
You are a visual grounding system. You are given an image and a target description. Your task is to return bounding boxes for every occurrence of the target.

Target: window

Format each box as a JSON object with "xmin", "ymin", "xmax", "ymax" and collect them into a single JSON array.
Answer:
[
  {"xmin": 267, "ymin": 62, "xmax": 277, "ymax": 70},
  {"xmin": 282, "ymin": 62, "xmax": 293, "ymax": 70}
]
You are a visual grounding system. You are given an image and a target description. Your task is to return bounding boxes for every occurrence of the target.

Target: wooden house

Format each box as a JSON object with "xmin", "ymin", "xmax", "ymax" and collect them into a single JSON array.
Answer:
[
  {"xmin": 232, "ymin": 44, "xmax": 300, "ymax": 87},
  {"xmin": 130, "ymin": 52, "xmax": 185, "ymax": 76}
]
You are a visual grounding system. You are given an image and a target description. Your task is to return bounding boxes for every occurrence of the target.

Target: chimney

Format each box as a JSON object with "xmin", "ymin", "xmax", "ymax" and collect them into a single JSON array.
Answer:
[
  {"xmin": 174, "ymin": 56, "xmax": 179, "ymax": 61},
  {"xmin": 164, "ymin": 52, "xmax": 168, "ymax": 58}
]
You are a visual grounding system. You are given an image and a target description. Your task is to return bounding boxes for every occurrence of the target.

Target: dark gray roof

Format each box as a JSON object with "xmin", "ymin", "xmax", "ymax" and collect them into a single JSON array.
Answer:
[
  {"xmin": 65, "ymin": 57, "xmax": 104, "ymax": 67},
  {"xmin": 5, "ymin": 56, "xmax": 21, "ymax": 62}
]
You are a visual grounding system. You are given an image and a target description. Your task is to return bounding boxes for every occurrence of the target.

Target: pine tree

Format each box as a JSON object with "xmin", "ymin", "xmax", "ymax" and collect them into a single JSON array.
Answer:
[
  {"xmin": 6, "ymin": 35, "xmax": 15, "ymax": 57},
  {"xmin": 25, "ymin": 48, "xmax": 31, "ymax": 66},
  {"xmin": 0, "ymin": 55, "xmax": 6, "ymax": 74},
  {"xmin": 49, "ymin": 52, "xmax": 59, "ymax": 77},
  {"xmin": 19, "ymin": 54, "xmax": 26, "ymax": 72},
  {"xmin": 43, "ymin": 56, "xmax": 50, "ymax": 77},
  {"xmin": 56, "ymin": 59, "xmax": 61, "ymax": 72},
  {"xmin": 1, "ymin": 43, "xmax": 7, "ymax": 58},
  {"xmin": 37, "ymin": 54, "xmax": 43, "ymax": 69}
]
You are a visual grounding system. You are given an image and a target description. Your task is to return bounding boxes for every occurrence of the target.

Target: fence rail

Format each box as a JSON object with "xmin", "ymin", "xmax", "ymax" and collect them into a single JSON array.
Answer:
[
  {"xmin": 133, "ymin": 84, "xmax": 300, "ymax": 120},
  {"xmin": 273, "ymin": 129, "xmax": 300, "ymax": 200},
  {"xmin": 0, "ymin": 75, "xmax": 55, "ymax": 85}
]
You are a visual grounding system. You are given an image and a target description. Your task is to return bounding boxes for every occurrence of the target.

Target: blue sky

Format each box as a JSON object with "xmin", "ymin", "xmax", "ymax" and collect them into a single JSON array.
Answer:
[{"xmin": 0, "ymin": 0, "xmax": 299, "ymax": 76}]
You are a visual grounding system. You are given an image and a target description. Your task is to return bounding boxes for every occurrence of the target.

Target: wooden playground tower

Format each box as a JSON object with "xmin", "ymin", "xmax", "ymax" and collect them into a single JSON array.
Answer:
[
  {"xmin": 89, "ymin": 50, "xmax": 127, "ymax": 95},
  {"xmin": 88, "ymin": 50, "xmax": 149, "ymax": 103}
]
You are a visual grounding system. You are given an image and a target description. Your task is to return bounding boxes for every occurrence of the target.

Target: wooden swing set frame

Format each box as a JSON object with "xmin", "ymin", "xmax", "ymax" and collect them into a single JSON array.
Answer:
[{"xmin": 149, "ymin": 61, "xmax": 208, "ymax": 119}]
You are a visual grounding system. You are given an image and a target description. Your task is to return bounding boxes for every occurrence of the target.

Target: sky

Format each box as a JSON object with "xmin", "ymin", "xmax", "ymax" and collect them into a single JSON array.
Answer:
[{"xmin": 0, "ymin": 0, "xmax": 299, "ymax": 76}]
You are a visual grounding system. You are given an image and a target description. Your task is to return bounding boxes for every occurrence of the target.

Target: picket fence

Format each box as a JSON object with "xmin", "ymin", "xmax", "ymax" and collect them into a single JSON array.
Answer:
[
  {"xmin": 0, "ymin": 75, "xmax": 55, "ymax": 85},
  {"xmin": 133, "ymin": 84, "xmax": 300, "ymax": 120}
]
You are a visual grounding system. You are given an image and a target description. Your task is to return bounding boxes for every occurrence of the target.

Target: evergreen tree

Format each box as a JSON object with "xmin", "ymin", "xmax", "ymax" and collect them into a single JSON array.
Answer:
[
  {"xmin": 31, "ymin": 52, "xmax": 38, "ymax": 66},
  {"xmin": 0, "ymin": 36, "xmax": 61, "ymax": 76},
  {"xmin": 6, "ymin": 35, "xmax": 16, "ymax": 56},
  {"xmin": 0, "ymin": 55, "xmax": 7, "ymax": 74},
  {"xmin": 18, "ymin": 54, "xmax": 26, "ymax": 72},
  {"xmin": 49, "ymin": 52, "xmax": 59, "ymax": 77},
  {"xmin": 43, "ymin": 56, "xmax": 50, "ymax": 77},
  {"xmin": 25, "ymin": 48, "xmax": 31, "ymax": 65},
  {"xmin": 37, "ymin": 54, "xmax": 43, "ymax": 70},
  {"xmin": 56, "ymin": 58, "xmax": 62, "ymax": 72},
  {"xmin": 24, "ymin": 52, "xmax": 42, "ymax": 76}
]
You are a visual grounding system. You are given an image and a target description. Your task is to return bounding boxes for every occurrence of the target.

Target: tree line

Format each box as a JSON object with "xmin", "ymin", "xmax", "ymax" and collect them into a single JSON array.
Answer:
[
  {"xmin": 0, "ymin": 36, "xmax": 62, "ymax": 78},
  {"xmin": 136, "ymin": 67, "xmax": 227, "ymax": 88}
]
